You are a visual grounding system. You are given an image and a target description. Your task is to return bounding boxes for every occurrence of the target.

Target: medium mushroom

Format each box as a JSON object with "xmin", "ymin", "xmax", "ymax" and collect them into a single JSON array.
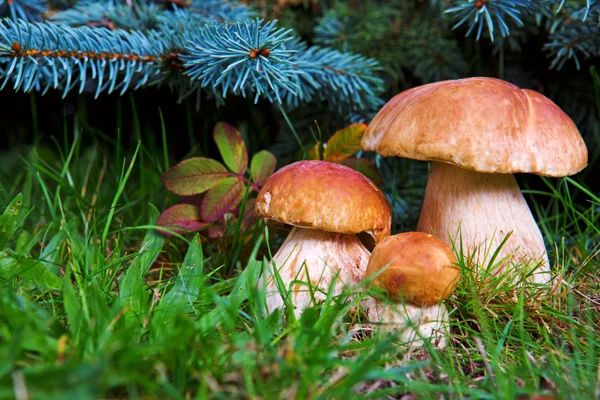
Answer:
[
  {"xmin": 364, "ymin": 232, "xmax": 459, "ymax": 347},
  {"xmin": 361, "ymin": 77, "xmax": 588, "ymax": 284},
  {"xmin": 255, "ymin": 160, "xmax": 392, "ymax": 317}
]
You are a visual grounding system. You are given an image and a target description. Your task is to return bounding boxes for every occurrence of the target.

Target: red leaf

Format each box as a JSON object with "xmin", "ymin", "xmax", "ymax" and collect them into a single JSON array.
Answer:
[
  {"xmin": 208, "ymin": 199, "xmax": 258, "ymax": 240},
  {"xmin": 250, "ymin": 150, "xmax": 277, "ymax": 186},
  {"xmin": 200, "ymin": 177, "xmax": 245, "ymax": 223},
  {"xmin": 162, "ymin": 157, "xmax": 228, "ymax": 196},
  {"xmin": 207, "ymin": 220, "xmax": 227, "ymax": 240},
  {"xmin": 156, "ymin": 204, "xmax": 208, "ymax": 236},
  {"xmin": 214, "ymin": 122, "xmax": 248, "ymax": 174},
  {"xmin": 323, "ymin": 123, "xmax": 367, "ymax": 162}
]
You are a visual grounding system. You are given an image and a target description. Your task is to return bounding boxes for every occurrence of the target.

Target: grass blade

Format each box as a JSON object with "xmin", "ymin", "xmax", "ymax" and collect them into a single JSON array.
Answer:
[{"xmin": 152, "ymin": 234, "xmax": 204, "ymax": 334}]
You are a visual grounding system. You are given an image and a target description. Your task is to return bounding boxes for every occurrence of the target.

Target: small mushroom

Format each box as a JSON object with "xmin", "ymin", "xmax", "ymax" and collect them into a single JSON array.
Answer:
[
  {"xmin": 364, "ymin": 232, "xmax": 460, "ymax": 348},
  {"xmin": 366, "ymin": 232, "xmax": 460, "ymax": 306},
  {"xmin": 361, "ymin": 77, "xmax": 588, "ymax": 284},
  {"xmin": 256, "ymin": 160, "xmax": 392, "ymax": 317}
]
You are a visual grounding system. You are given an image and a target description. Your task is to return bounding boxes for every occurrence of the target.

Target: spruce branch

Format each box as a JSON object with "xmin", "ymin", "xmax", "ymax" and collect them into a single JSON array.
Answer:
[
  {"xmin": 536, "ymin": 0, "xmax": 600, "ymax": 69},
  {"xmin": 0, "ymin": 16, "xmax": 383, "ymax": 116},
  {"xmin": 0, "ymin": 0, "xmax": 46, "ymax": 21},
  {"xmin": 49, "ymin": 2, "xmax": 162, "ymax": 31},
  {"xmin": 185, "ymin": 0, "xmax": 255, "ymax": 23},
  {"xmin": 49, "ymin": 0, "xmax": 255, "ymax": 31},
  {"xmin": 289, "ymin": 41, "xmax": 384, "ymax": 114},
  {"xmin": 180, "ymin": 19, "xmax": 383, "ymax": 112},
  {"xmin": 181, "ymin": 19, "xmax": 300, "ymax": 103},
  {"xmin": 0, "ymin": 19, "xmax": 166, "ymax": 97},
  {"xmin": 157, "ymin": 7, "xmax": 214, "ymax": 34},
  {"xmin": 444, "ymin": 0, "xmax": 599, "ymax": 68},
  {"xmin": 404, "ymin": 24, "xmax": 469, "ymax": 83},
  {"xmin": 314, "ymin": 13, "xmax": 357, "ymax": 53},
  {"xmin": 314, "ymin": 2, "xmax": 467, "ymax": 86},
  {"xmin": 445, "ymin": 0, "xmax": 530, "ymax": 41},
  {"xmin": 551, "ymin": 0, "xmax": 599, "ymax": 22},
  {"xmin": 544, "ymin": 23, "xmax": 599, "ymax": 69}
]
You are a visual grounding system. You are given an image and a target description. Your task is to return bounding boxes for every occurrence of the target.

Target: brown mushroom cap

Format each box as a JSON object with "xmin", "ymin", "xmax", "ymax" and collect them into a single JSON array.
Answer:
[
  {"xmin": 255, "ymin": 160, "xmax": 392, "ymax": 246},
  {"xmin": 365, "ymin": 232, "xmax": 460, "ymax": 306},
  {"xmin": 361, "ymin": 77, "xmax": 588, "ymax": 177}
]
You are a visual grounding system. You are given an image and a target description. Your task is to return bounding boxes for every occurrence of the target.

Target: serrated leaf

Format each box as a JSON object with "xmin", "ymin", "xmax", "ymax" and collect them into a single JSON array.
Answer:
[
  {"xmin": 0, "ymin": 193, "xmax": 23, "ymax": 250},
  {"xmin": 156, "ymin": 204, "xmax": 208, "ymax": 236},
  {"xmin": 323, "ymin": 123, "xmax": 367, "ymax": 162},
  {"xmin": 153, "ymin": 234, "xmax": 205, "ymax": 334},
  {"xmin": 250, "ymin": 150, "xmax": 277, "ymax": 186},
  {"xmin": 161, "ymin": 157, "xmax": 228, "ymax": 196},
  {"xmin": 207, "ymin": 219, "xmax": 227, "ymax": 239},
  {"xmin": 307, "ymin": 142, "xmax": 322, "ymax": 160},
  {"xmin": 214, "ymin": 122, "xmax": 248, "ymax": 174},
  {"xmin": 337, "ymin": 158, "xmax": 382, "ymax": 185},
  {"xmin": 201, "ymin": 177, "xmax": 245, "ymax": 223}
]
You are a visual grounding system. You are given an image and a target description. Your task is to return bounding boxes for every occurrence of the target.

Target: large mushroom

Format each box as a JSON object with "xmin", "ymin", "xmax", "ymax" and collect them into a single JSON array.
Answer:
[
  {"xmin": 361, "ymin": 77, "xmax": 588, "ymax": 284},
  {"xmin": 364, "ymin": 232, "xmax": 459, "ymax": 348},
  {"xmin": 256, "ymin": 160, "xmax": 392, "ymax": 317}
]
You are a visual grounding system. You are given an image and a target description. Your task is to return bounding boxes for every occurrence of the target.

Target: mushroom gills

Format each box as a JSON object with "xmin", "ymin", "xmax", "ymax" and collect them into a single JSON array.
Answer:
[{"xmin": 260, "ymin": 226, "xmax": 371, "ymax": 318}]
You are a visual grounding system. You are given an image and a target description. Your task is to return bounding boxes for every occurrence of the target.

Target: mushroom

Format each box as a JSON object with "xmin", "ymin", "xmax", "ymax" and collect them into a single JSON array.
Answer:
[
  {"xmin": 361, "ymin": 77, "xmax": 588, "ymax": 284},
  {"xmin": 256, "ymin": 160, "xmax": 392, "ymax": 317},
  {"xmin": 364, "ymin": 232, "xmax": 459, "ymax": 347}
]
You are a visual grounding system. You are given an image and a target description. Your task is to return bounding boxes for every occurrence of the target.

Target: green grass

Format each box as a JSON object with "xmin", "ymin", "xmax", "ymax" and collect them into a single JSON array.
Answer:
[{"xmin": 0, "ymin": 116, "xmax": 599, "ymax": 400}]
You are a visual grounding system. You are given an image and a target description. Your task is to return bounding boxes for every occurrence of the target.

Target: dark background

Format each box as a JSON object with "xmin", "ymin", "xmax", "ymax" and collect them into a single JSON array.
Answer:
[{"xmin": 1, "ymin": 2, "xmax": 598, "ymax": 209}]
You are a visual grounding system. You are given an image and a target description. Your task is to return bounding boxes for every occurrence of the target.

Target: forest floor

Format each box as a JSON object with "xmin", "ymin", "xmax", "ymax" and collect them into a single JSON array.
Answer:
[{"xmin": 1, "ymin": 111, "xmax": 599, "ymax": 399}]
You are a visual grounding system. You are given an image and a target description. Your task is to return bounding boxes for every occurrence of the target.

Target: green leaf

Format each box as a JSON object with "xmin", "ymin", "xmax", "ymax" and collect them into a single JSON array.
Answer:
[
  {"xmin": 17, "ymin": 258, "xmax": 62, "ymax": 290},
  {"xmin": 63, "ymin": 270, "xmax": 83, "ymax": 337},
  {"xmin": 15, "ymin": 230, "xmax": 32, "ymax": 254},
  {"xmin": 152, "ymin": 234, "xmax": 205, "ymax": 334},
  {"xmin": 250, "ymin": 150, "xmax": 277, "ymax": 186},
  {"xmin": 197, "ymin": 257, "xmax": 262, "ymax": 336},
  {"xmin": 86, "ymin": 278, "xmax": 111, "ymax": 335},
  {"xmin": 119, "ymin": 209, "xmax": 164, "ymax": 327},
  {"xmin": 161, "ymin": 157, "xmax": 228, "ymax": 196},
  {"xmin": 0, "ymin": 255, "xmax": 62, "ymax": 290},
  {"xmin": 214, "ymin": 122, "xmax": 248, "ymax": 174},
  {"xmin": 0, "ymin": 193, "xmax": 23, "ymax": 250},
  {"xmin": 119, "ymin": 258, "xmax": 146, "ymax": 329},
  {"xmin": 136, "ymin": 208, "xmax": 165, "ymax": 276},
  {"xmin": 323, "ymin": 123, "xmax": 367, "ymax": 162},
  {"xmin": 40, "ymin": 229, "xmax": 65, "ymax": 276},
  {"xmin": 337, "ymin": 158, "xmax": 382, "ymax": 185},
  {"xmin": 156, "ymin": 204, "xmax": 208, "ymax": 236},
  {"xmin": 200, "ymin": 177, "xmax": 245, "ymax": 223}
]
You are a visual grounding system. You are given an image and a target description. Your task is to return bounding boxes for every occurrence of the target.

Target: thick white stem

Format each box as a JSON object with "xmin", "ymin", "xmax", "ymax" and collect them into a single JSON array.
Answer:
[
  {"xmin": 417, "ymin": 162, "xmax": 551, "ymax": 284},
  {"xmin": 365, "ymin": 299, "xmax": 449, "ymax": 349},
  {"xmin": 260, "ymin": 227, "xmax": 371, "ymax": 318}
]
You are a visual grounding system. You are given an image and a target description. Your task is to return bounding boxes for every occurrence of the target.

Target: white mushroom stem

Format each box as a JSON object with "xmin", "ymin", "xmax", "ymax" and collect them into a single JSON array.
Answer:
[
  {"xmin": 364, "ymin": 298, "xmax": 449, "ymax": 349},
  {"xmin": 417, "ymin": 162, "xmax": 551, "ymax": 284},
  {"xmin": 260, "ymin": 226, "xmax": 371, "ymax": 318}
]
